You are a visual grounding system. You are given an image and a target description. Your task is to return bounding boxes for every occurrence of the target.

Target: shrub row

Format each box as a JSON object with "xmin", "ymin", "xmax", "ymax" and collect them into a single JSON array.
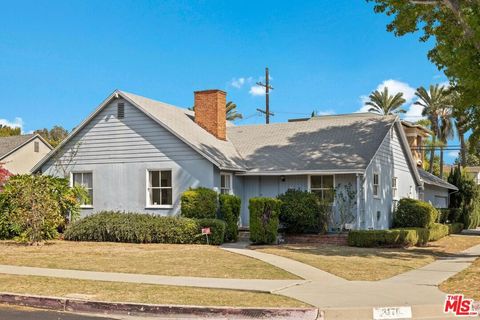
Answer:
[
  {"xmin": 180, "ymin": 188, "xmax": 240, "ymax": 242},
  {"xmin": 348, "ymin": 223, "xmax": 464, "ymax": 247},
  {"xmin": 64, "ymin": 211, "xmax": 226, "ymax": 245},
  {"xmin": 394, "ymin": 198, "xmax": 438, "ymax": 228}
]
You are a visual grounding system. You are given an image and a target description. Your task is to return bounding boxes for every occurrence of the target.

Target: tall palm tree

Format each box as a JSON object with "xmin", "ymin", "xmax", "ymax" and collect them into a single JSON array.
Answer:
[
  {"xmin": 414, "ymin": 84, "xmax": 450, "ymax": 174},
  {"xmin": 189, "ymin": 101, "xmax": 243, "ymax": 121},
  {"xmin": 365, "ymin": 87, "xmax": 406, "ymax": 115},
  {"xmin": 448, "ymin": 89, "xmax": 470, "ymax": 168},
  {"xmin": 437, "ymin": 106, "xmax": 454, "ymax": 178},
  {"xmin": 226, "ymin": 101, "xmax": 243, "ymax": 121}
]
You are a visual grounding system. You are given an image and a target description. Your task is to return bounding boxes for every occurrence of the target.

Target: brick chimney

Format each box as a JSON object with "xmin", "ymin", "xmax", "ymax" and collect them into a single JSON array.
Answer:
[{"xmin": 194, "ymin": 89, "xmax": 226, "ymax": 140}]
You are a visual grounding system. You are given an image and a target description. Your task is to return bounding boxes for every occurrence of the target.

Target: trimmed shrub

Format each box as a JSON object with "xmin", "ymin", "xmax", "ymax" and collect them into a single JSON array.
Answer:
[
  {"xmin": 249, "ymin": 197, "xmax": 281, "ymax": 244},
  {"xmin": 218, "ymin": 194, "xmax": 241, "ymax": 242},
  {"xmin": 64, "ymin": 212, "xmax": 199, "ymax": 244},
  {"xmin": 438, "ymin": 208, "xmax": 462, "ymax": 224},
  {"xmin": 181, "ymin": 187, "xmax": 218, "ymax": 219},
  {"xmin": 348, "ymin": 228, "xmax": 429, "ymax": 247},
  {"xmin": 394, "ymin": 198, "xmax": 438, "ymax": 228},
  {"xmin": 427, "ymin": 223, "xmax": 449, "ymax": 241},
  {"xmin": 277, "ymin": 189, "xmax": 328, "ymax": 234},
  {"xmin": 447, "ymin": 222, "xmax": 464, "ymax": 234},
  {"xmin": 195, "ymin": 218, "xmax": 226, "ymax": 245}
]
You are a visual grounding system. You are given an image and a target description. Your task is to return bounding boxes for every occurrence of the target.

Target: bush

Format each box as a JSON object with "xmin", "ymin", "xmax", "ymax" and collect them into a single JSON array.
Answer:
[
  {"xmin": 427, "ymin": 223, "xmax": 449, "ymax": 241},
  {"xmin": 394, "ymin": 198, "xmax": 438, "ymax": 228},
  {"xmin": 195, "ymin": 218, "xmax": 226, "ymax": 245},
  {"xmin": 448, "ymin": 167, "xmax": 480, "ymax": 228},
  {"xmin": 218, "ymin": 194, "xmax": 241, "ymax": 242},
  {"xmin": 277, "ymin": 189, "xmax": 328, "ymax": 234},
  {"xmin": 447, "ymin": 222, "xmax": 464, "ymax": 234},
  {"xmin": 348, "ymin": 228, "xmax": 430, "ymax": 247},
  {"xmin": 64, "ymin": 211, "xmax": 225, "ymax": 245},
  {"xmin": 181, "ymin": 187, "xmax": 218, "ymax": 219},
  {"xmin": 249, "ymin": 197, "xmax": 281, "ymax": 244}
]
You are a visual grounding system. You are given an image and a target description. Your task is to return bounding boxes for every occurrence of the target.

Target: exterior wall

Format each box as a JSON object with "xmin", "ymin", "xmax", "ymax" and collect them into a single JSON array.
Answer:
[
  {"xmin": 423, "ymin": 184, "xmax": 449, "ymax": 208},
  {"xmin": 2, "ymin": 136, "xmax": 51, "ymax": 174},
  {"xmin": 41, "ymin": 97, "xmax": 216, "ymax": 216},
  {"xmin": 364, "ymin": 125, "xmax": 418, "ymax": 230}
]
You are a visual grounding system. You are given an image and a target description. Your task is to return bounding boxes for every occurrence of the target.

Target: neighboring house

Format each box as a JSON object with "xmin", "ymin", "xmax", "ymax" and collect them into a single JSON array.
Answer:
[
  {"xmin": 0, "ymin": 134, "xmax": 52, "ymax": 174},
  {"xmin": 33, "ymin": 89, "xmax": 451, "ymax": 230},
  {"xmin": 464, "ymin": 166, "xmax": 480, "ymax": 185}
]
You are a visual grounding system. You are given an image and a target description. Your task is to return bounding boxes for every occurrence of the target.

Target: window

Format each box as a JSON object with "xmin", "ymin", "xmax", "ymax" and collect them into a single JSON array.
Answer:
[
  {"xmin": 310, "ymin": 175, "xmax": 334, "ymax": 203},
  {"xmin": 147, "ymin": 170, "xmax": 172, "ymax": 207},
  {"xmin": 220, "ymin": 173, "xmax": 232, "ymax": 194},
  {"xmin": 373, "ymin": 173, "xmax": 380, "ymax": 198},
  {"xmin": 392, "ymin": 177, "xmax": 398, "ymax": 198},
  {"xmin": 72, "ymin": 172, "xmax": 93, "ymax": 206},
  {"xmin": 117, "ymin": 103, "xmax": 125, "ymax": 119},
  {"xmin": 34, "ymin": 141, "xmax": 39, "ymax": 152}
]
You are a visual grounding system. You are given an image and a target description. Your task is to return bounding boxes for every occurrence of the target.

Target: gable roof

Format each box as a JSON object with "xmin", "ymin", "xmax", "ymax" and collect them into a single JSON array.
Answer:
[
  {"xmin": 0, "ymin": 134, "xmax": 51, "ymax": 161},
  {"xmin": 418, "ymin": 168, "xmax": 458, "ymax": 190},
  {"xmin": 33, "ymin": 90, "xmax": 246, "ymax": 172},
  {"xmin": 227, "ymin": 114, "xmax": 397, "ymax": 173}
]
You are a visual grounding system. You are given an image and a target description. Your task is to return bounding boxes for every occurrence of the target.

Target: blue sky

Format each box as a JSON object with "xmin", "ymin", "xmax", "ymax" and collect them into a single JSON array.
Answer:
[{"xmin": 0, "ymin": 0, "xmax": 458, "ymax": 161}]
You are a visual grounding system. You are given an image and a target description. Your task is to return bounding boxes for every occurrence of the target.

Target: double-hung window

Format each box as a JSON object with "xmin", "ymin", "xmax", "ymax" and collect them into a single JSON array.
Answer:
[
  {"xmin": 392, "ymin": 177, "xmax": 398, "ymax": 199},
  {"xmin": 373, "ymin": 173, "xmax": 380, "ymax": 198},
  {"xmin": 220, "ymin": 173, "xmax": 232, "ymax": 194},
  {"xmin": 310, "ymin": 175, "xmax": 334, "ymax": 203},
  {"xmin": 147, "ymin": 170, "xmax": 173, "ymax": 207},
  {"xmin": 72, "ymin": 172, "xmax": 93, "ymax": 207}
]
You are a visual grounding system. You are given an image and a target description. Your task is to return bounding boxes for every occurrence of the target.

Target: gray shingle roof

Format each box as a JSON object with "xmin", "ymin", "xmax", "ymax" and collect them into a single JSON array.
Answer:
[
  {"xmin": 418, "ymin": 168, "xmax": 458, "ymax": 190},
  {"xmin": 227, "ymin": 114, "xmax": 396, "ymax": 172},
  {"xmin": 120, "ymin": 91, "xmax": 246, "ymax": 170},
  {"xmin": 0, "ymin": 134, "xmax": 35, "ymax": 159}
]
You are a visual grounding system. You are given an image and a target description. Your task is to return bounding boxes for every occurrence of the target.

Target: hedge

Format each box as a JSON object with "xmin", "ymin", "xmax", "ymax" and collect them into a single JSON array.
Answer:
[
  {"xmin": 218, "ymin": 194, "xmax": 241, "ymax": 242},
  {"xmin": 348, "ymin": 222, "xmax": 465, "ymax": 247},
  {"xmin": 180, "ymin": 187, "xmax": 217, "ymax": 219},
  {"xmin": 394, "ymin": 198, "xmax": 438, "ymax": 228},
  {"xmin": 277, "ymin": 189, "xmax": 328, "ymax": 234},
  {"xmin": 249, "ymin": 197, "xmax": 281, "ymax": 244},
  {"xmin": 64, "ymin": 211, "xmax": 225, "ymax": 245},
  {"xmin": 195, "ymin": 218, "xmax": 226, "ymax": 245}
]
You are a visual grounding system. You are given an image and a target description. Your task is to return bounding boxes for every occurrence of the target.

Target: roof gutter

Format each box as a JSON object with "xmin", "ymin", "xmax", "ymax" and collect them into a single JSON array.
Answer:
[{"xmin": 236, "ymin": 169, "xmax": 365, "ymax": 176}]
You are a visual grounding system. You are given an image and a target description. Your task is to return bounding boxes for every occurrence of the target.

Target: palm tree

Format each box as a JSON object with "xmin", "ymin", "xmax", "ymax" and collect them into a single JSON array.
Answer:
[
  {"xmin": 189, "ymin": 101, "xmax": 243, "ymax": 121},
  {"xmin": 448, "ymin": 90, "xmax": 470, "ymax": 168},
  {"xmin": 437, "ymin": 106, "xmax": 454, "ymax": 178},
  {"xmin": 226, "ymin": 101, "xmax": 243, "ymax": 121},
  {"xmin": 365, "ymin": 87, "xmax": 406, "ymax": 115},
  {"xmin": 414, "ymin": 84, "xmax": 450, "ymax": 174}
]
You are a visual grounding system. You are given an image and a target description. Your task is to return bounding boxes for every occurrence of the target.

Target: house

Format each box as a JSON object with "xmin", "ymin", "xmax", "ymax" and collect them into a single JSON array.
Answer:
[
  {"xmin": 0, "ymin": 134, "xmax": 52, "ymax": 174},
  {"xmin": 33, "ymin": 89, "xmax": 453, "ymax": 230},
  {"xmin": 464, "ymin": 167, "xmax": 480, "ymax": 185}
]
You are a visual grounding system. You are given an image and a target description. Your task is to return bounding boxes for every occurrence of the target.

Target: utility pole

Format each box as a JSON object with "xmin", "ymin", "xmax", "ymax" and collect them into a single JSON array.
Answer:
[{"xmin": 256, "ymin": 67, "xmax": 274, "ymax": 124}]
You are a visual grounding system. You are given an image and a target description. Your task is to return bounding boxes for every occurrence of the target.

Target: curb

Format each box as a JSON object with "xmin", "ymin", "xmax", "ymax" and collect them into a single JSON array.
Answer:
[{"xmin": 0, "ymin": 292, "xmax": 319, "ymax": 319}]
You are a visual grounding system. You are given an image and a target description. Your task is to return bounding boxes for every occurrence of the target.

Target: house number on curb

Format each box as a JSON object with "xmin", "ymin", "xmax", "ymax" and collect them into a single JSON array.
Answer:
[{"xmin": 373, "ymin": 306, "xmax": 412, "ymax": 319}]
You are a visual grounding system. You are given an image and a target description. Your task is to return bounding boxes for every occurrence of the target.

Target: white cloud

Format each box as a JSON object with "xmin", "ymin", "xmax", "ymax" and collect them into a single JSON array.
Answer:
[
  {"xmin": 403, "ymin": 104, "xmax": 425, "ymax": 122},
  {"xmin": 447, "ymin": 150, "xmax": 459, "ymax": 158},
  {"xmin": 230, "ymin": 77, "xmax": 246, "ymax": 89},
  {"xmin": 0, "ymin": 117, "xmax": 23, "ymax": 131},
  {"xmin": 316, "ymin": 109, "xmax": 336, "ymax": 116},
  {"xmin": 249, "ymin": 85, "xmax": 265, "ymax": 96}
]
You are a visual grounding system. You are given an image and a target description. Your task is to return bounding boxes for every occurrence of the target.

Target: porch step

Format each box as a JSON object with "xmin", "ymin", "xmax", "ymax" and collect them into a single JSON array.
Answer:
[{"xmin": 238, "ymin": 231, "xmax": 250, "ymax": 242}]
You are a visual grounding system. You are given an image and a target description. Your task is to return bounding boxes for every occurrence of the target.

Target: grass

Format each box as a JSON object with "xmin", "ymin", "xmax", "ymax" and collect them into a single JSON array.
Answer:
[
  {"xmin": 0, "ymin": 274, "xmax": 308, "ymax": 308},
  {"xmin": 256, "ymin": 235, "xmax": 480, "ymax": 281},
  {"xmin": 439, "ymin": 257, "xmax": 480, "ymax": 301},
  {"xmin": 0, "ymin": 240, "xmax": 297, "ymax": 280}
]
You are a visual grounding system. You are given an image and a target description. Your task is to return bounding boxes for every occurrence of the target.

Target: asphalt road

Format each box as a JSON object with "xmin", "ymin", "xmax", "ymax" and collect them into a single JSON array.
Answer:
[{"xmin": 0, "ymin": 305, "xmax": 117, "ymax": 320}]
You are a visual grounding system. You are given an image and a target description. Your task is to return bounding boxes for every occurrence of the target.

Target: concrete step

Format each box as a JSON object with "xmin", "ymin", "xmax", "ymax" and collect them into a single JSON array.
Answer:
[{"xmin": 238, "ymin": 231, "xmax": 250, "ymax": 241}]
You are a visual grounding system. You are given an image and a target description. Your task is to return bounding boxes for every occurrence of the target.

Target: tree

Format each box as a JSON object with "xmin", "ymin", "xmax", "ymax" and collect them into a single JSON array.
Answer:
[
  {"xmin": 365, "ymin": 87, "xmax": 406, "ymax": 115},
  {"xmin": 448, "ymin": 166, "xmax": 480, "ymax": 228},
  {"xmin": 414, "ymin": 85, "xmax": 449, "ymax": 173},
  {"xmin": 0, "ymin": 125, "xmax": 21, "ymax": 137},
  {"xmin": 437, "ymin": 104, "xmax": 454, "ymax": 178},
  {"xmin": 226, "ymin": 101, "xmax": 243, "ymax": 121},
  {"xmin": 189, "ymin": 101, "xmax": 243, "ymax": 121},
  {"xmin": 449, "ymin": 90, "xmax": 471, "ymax": 167},
  {"xmin": 368, "ymin": 1, "xmax": 480, "ymax": 140},
  {"xmin": 34, "ymin": 126, "xmax": 69, "ymax": 148}
]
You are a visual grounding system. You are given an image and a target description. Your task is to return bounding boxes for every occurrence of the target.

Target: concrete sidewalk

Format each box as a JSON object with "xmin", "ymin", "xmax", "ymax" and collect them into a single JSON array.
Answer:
[{"xmin": 0, "ymin": 264, "xmax": 308, "ymax": 293}]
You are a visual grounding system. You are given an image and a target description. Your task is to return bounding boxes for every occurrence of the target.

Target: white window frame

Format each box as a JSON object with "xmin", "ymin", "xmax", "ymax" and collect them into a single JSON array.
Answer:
[
  {"xmin": 392, "ymin": 176, "xmax": 398, "ymax": 199},
  {"xmin": 308, "ymin": 175, "xmax": 336, "ymax": 203},
  {"xmin": 373, "ymin": 172, "xmax": 380, "ymax": 199},
  {"xmin": 146, "ymin": 169, "xmax": 173, "ymax": 209},
  {"xmin": 70, "ymin": 171, "xmax": 94, "ymax": 208},
  {"xmin": 220, "ymin": 172, "xmax": 233, "ymax": 195}
]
